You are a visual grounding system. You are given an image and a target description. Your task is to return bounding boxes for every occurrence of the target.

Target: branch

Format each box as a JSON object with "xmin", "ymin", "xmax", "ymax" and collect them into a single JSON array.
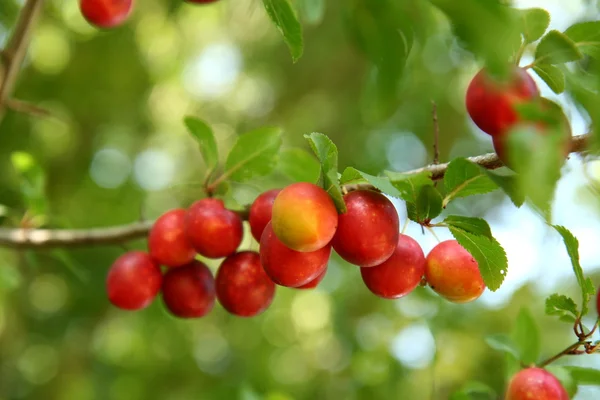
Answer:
[
  {"xmin": 0, "ymin": 221, "xmax": 153, "ymax": 249},
  {"xmin": 0, "ymin": 133, "xmax": 591, "ymax": 249},
  {"xmin": 538, "ymin": 341, "xmax": 587, "ymax": 367},
  {"xmin": 0, "ymin": 0, "xmax": 45, "ymax": 122}
]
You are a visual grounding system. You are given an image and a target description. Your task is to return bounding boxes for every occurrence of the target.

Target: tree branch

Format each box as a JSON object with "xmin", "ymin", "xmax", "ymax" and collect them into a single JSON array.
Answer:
[
  {"xmin": 0, "ymin": 133, "xmax": 590, "ymax": 249},
  {"xmin": 0, "ymin": 221, "xmax": 154, "ymax": 249},
  {"xmin": 0, "ymin": 0, "xmax": 45, "ymax": 122}
]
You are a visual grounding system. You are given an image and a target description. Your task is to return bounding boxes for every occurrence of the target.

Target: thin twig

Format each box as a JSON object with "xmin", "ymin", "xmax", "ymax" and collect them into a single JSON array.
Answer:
[
  {"xmin": 6, "ymin": 98, "xmax": 53, "ymax": 119},
  {"xmin": 0, "ymin": 0, "xmax": 46, "ymax": 123},
  {"xmin": 0, "ymin": 133, "xmax": 590, "ymax": 249},
  {"xmin": 538, "ymin": 341, "xmax": 586, "ymax": 367},
  {"xmin": 432, "ymin": 101, "xmax": 439, "ymax": 165}
]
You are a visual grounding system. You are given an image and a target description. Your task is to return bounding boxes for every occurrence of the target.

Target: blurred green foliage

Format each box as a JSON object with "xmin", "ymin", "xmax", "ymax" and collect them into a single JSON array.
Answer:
[{"xmin": 1, "ymin": 0, "xmax": 600, "ymax": 399}]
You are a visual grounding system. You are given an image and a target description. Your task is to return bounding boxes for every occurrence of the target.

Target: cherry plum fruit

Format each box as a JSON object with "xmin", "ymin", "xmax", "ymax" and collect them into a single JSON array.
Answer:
[
  {"xmin": 505, "ymin": 368, "xmax": 569, "ymax": 400},
  {"xmin": 332, "ymin": 190, "xmax": 399, "ymax": 267},
  {"xmin": 360, "ymin": 234, "xmax": 425, "ymax": 299},
  {"xmin": 215, "ymin": 251, "xmax": 276, "ymax": 317},
  {"xmin": 425, "ymin": 240, "xmax": 485, "ymax": 303},
  {"xmin": 249, "ymin": 189, "xmax": 281, "ymax": 242},
  {"xmin": 466, "ymin": 66, "xmax": 539, "ymax": 137},
  {"xmin": 271, "ymin": 182, "xmax": 338, "ymax": 252},
  {"xmin": 148, "ymin": 209, "xmax": 196, "ymax": 268},
  {"xmin": 161, "ymin": 261, "xmax": 215, "ymax": 318},
  {"xmin": 260, "ymin": 222, "xmax": 331, "ymax": 287},
  {"xmin": 106, "ymin": 251, "xmax": 162, "ymax": 311},
  {"xmin": 186, "ymin": 198, "xmax": 243, "ymax": 259}
]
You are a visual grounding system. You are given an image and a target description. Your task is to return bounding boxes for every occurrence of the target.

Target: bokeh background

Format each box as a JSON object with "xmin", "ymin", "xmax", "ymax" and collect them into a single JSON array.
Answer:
[{"xmin": 1, "ymin": 0, "xmax": 600, "ymax": 399}]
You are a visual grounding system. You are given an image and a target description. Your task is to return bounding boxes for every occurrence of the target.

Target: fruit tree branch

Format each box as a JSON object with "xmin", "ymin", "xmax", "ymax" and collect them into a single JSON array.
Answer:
[
  {"xmin": 0, "ymin": 0, "xmax": 45, "ymax": 123},
  {"xmin": 0, "ymin": 133, "xmax": 590, "ymax": 249}
]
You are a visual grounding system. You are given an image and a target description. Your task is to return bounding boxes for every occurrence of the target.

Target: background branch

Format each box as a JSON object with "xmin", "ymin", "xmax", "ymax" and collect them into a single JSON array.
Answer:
[
  {"xmin": 0, "ymin": 133, "xmax": 590, "ymax": 249},
  {"xmin": 0, "ymin": 0, "xmax": 45, "ymax": 123}
]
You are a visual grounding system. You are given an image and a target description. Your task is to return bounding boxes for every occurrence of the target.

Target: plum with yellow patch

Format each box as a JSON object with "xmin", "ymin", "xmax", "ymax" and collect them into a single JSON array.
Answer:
[
  {"xmin": 506, "ymin": 368, "xmax": 569, "ymax": 400},
  {"xmin": 271, "ymin": 182, "xmax": 338, "ymax": 252},
  {"xmin": 425, "ymin": 240, "xmax": 485, "ymax": 303}
]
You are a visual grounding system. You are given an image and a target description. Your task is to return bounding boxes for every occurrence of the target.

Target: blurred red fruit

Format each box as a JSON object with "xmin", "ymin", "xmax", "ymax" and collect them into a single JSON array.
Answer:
[
  {"xmin": 216, "ymin": 251, "xmax": 276, "ymax": 317},
  {"xmin": 249, "ymin": 189, "xmax": 281, "ymax": 242},
  {"xmin": 161, "ymin": 261, "xmax": 215, "ymax": 318},
  {"xmin": 80, "ymin": 0, "xmax": 133, "ymax": 29},
  {"xmin": 361, "ymin": 234, "xmax": 425, "ymax": 299},
  {"xmin": 106, "ymin": 251, "xmax": 162, "ymax": 310},
  {"xmin": 186, "ymin": 198, "xmax": 243, "ymax": 259},
  {"xmin": 466, "ymin": 66, "xmax": 539, "ymax": 137},
  {"xmin": 148, "ymin": 209, "xmax": 196, "ymax": 268}
]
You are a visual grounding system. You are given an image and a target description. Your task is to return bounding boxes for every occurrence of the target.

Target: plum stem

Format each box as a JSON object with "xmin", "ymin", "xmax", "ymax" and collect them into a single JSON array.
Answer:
[{"xmin": 538, "ymin": 341, "xmax": 587, "ymax": 367}]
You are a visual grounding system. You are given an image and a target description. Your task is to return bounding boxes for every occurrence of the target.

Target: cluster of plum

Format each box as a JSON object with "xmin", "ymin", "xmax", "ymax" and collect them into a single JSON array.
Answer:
[
  {"xmin": 106, "ymin": 182, "xmax": 487, "ymax": 319},
  {"xmin": 466, "ymin": 66, "xmax": 572, "ymax": 166},
  {"xmin": 79, "ymin": 0, "xmax": 219, "ymax": 29}
]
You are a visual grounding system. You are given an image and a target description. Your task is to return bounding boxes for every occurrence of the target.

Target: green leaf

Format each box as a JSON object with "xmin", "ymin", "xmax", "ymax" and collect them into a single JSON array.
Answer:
[
  {"xmin": 345, "ymin": 0, "xmax": 414, "ymax": 120},
  {"xmin": 532, "ymin": 64, "xmax": 565, "ymax": 94},
  {"xmin": 545, "ymin": 366, "xmax": 579, "ymax": 398},
  {"xmin": 565, "ymin": 71, "xmax": 600, "ymax": 153},
  {"xmin": 386, "ymin": 170, "xmax": 433, "ymax": 204},
  {"xmin": 224, "ymin": 127, "xmax": 282, "ymax": 182},
  {"xmin": 563, "ymin": 366, "xmax": 600, "ymax": 386},
  {"xmin": 51, "ymin": 249, "xmax": 89, "ymax": 283},
  {"xmin": 11, "ymin": 152, "xmax": 47, "ymax": 217},
  {"xmin": 484, "ymin": 170, "xmax": 525, "ymax": 207},
  {"xmin": 304, "ymin": 132, "xmax": 346, "ymax": 213},
  {"xmin": 552, "ymin": 225, "xmax": 596, "ymax": 317},
  {"xmin": 262, "ymin": 0, "xmax": 304, "ymax": 62},
  {"xmin": 511, "ymin": 308, "xmax": 540, "ymax": 365},
  {"xmin": 277, "ymin": 148, "xmax": 320, "ymax": 183},
  {"xmin": 0, "ymin": 263, "xmax": 21, "ymax": 290},
  {"xmin": 430, "ymin": 0, "xmax": 521, "ymax": 77},
  {"xmin": 340, "ymin": 167, "xmax": 401, "ymax": 198},
  {"xmin": 450, "ymin": 381, "xmax": 497, "ymax": 400},
  {"xmin": 485, "ymin": 334, "xmax": 520, "ymax": 359},
  {"xmin": 449, "ymin": 227, "xmax": 508, "ymax": 291},
  {"xmin": 443, "ymin": 158, "xmax": 498, "ymax": 207},
  {"xmin": 297, "ymin": 0, "xmax": 325, "ymax": 25},
  {"xmin": 535, "ymin": 30, "xmax": 583, "ymax": 64},
  {"xmin": 505, "ymin": 126, "xmax": 566, "ymax": 221},
  {"xmin": 564, "ymin": 21, "xmax": 600, "ymax": 59},
  {"xmin": 519, "ymin": 8, "xmax": 550, "ymax": 43},
  {"xmin": 184, "ymin": 117, "xmax": 218, "ymax": 170},
  {"xmin": 545, "ymin": 293, "xmax": 578, "ymax": 323},
  {"xmin": 444, "ymin": 216, "xmax": 492, "ymax": 239},
  {"xmin": 407, "ymin": 185, "xmax": 443, "ymax": 223}
]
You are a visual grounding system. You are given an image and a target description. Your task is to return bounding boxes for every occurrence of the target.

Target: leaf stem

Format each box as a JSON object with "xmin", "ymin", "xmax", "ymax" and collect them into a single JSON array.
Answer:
[
  {"xmin": 425, "ymin": 226, "xmax": 441, "ymax": 244},
  {"xmin": 515, "ymin": 42, "xmax": 527, "ymax": 66},
  {"xmin": 401, "ymin": 218, "xmax": 409, "ymax": 234}
]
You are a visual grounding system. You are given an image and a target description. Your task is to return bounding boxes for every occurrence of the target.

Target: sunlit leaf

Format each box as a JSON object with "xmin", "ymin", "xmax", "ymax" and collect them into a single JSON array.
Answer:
[
  {"xmin": 304, "ymin": 132, "xmax": 346, "ymax": 212},
  {"xmin": 519, "ymin": 8, "xmax": 550, "ymax": 43},
  {"xmin": 552, "ymin": 225, "xmax": 596, "ymax": 317},
  {"xmin": 535, "ymin": 30, "xmax": 583, "ymax": 64},
  {"xmin": 225, "ymin": 127, "xmax": 282, "ymax": 182},
  {"xmin": 184, "ymin": 117, "xmax": 218, "ymax": 170},
  {"xmin": 262, "ymin": 0, "xmax": 304, "ymax": 62},
  {"xmin": 443, "ymin": 158, "xmax": 498, "ymax": 206}
]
